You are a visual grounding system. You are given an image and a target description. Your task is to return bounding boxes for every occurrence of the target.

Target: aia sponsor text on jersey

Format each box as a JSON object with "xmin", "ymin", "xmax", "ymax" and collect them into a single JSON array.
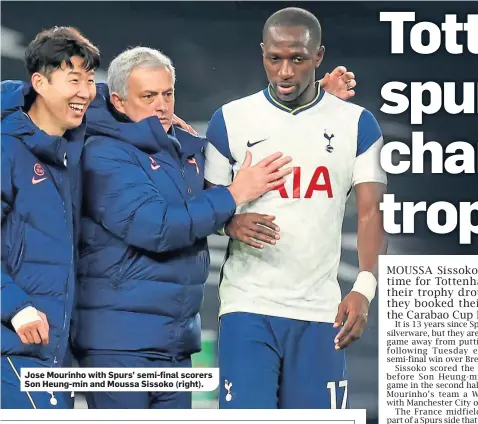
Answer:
[{"xmin": 273, "ymin": 166, "xmax": 333, "ymax": 199}]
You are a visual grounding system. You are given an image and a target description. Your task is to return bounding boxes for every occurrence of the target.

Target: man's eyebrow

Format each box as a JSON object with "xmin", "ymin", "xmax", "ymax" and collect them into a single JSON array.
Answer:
[
  {"xmin": 68, "ymin": 70, "xmax": 96, "ymax": 76},
  {"xmin": 266, "ymin": 48, "xmax": 309, "ymax": 55}
]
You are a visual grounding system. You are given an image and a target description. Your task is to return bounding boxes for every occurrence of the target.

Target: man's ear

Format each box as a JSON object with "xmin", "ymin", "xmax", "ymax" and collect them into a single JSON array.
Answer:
[
  {"xmin": 260, "ymin": 42, "xmax": 265, "ymax": 54},
  {"xmin": 316, "ymin": 45, "xmax": 325, "ymax": 68},
  {"xmin": 31, "ymin": 72, "xmax": 48, "ymax": 95},
  {"xmin": 110, "ymin": 92, "xmax": 125, "ymax": 114}
]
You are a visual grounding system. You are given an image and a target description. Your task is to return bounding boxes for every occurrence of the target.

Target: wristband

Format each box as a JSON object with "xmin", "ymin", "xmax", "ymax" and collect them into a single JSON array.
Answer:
[
  {"xmin": 11, "ymin": 306, "xmax": 42, "ymax": 332},
  {"xmin": 351, "ymin": 271, "xmax": 377, "ymax": 304}
]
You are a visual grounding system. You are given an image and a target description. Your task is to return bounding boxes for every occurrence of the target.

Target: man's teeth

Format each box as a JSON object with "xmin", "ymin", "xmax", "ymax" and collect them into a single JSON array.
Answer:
[{"xmin": 69, "ymin": 103, "xmax": 85, "ymax": 112}]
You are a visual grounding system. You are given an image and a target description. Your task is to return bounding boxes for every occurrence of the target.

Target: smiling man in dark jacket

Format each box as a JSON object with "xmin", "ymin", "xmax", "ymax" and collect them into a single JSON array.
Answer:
[
  {"xmin": 73, "ymin": 46, "xmax": 293, "ymax": 409},
  {"xmin": 1, "ymin": 27, "xmax": 99, "ymax": 409}
]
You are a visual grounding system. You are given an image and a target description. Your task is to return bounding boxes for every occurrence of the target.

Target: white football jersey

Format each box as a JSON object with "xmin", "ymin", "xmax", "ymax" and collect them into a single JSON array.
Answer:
[{"xmin": 205, "ymin": 86, "xmax": 386, "ymax": 323}]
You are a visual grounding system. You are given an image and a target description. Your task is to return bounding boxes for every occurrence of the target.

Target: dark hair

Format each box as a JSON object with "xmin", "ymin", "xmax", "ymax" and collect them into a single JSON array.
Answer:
[
  {"xmin": 263, "ymin": 7, "xmax": 322, "ymax": 48},
  {"xmin": 25, "ymin": 26, "xmax": 100, "ymax": 78}
]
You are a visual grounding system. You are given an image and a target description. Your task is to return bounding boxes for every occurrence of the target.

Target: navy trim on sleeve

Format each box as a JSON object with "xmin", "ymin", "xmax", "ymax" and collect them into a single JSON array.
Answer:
[
  {"xmin": 357, "ymin": 109, "xmax": 382, "ymax": 157},
  {"xmin": 206, "ymin": 108, "xmax": 235, "ymax": 164}
]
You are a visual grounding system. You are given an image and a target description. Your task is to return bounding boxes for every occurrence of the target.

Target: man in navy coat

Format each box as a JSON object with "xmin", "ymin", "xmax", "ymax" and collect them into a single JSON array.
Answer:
[
  {"xmin": 1, "ymin": 26, "xmax": 100, "ymax": 409},
  {"xmin": 74, "ymin": 46, "xmax": 293, "ymax": 409}
]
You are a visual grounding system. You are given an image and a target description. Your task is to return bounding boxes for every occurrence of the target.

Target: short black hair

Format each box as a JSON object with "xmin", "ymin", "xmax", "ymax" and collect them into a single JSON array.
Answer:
[
  {"xmin": 263, "ymin": 7, "xmax": 322, "ymax": 48},
  {"xmin": 25, "ymin": 26, "xmax": 100, "ymax": 78}
]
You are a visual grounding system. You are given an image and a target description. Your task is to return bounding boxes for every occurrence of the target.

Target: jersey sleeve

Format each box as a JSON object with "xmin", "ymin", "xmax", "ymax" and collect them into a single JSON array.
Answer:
[
  {"xmin": 352, "ymin": 109, "xmax": 387, "ymax": 186},
  {"xmin": 204, "ymin": 107, "xmax": 235, "ymax": 186}
]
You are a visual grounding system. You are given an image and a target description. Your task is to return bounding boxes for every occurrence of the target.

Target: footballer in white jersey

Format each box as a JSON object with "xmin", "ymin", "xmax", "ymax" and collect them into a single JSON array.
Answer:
[{"xmin": 205, "ymin": 7, "xmax": 387, "ymax": 410}]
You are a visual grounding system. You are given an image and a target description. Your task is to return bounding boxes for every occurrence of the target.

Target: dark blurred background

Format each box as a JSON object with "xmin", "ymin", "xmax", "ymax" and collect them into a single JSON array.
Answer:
[{"xmin": 2, "ymin": 1, "xmax": 477, "ymax": 420}]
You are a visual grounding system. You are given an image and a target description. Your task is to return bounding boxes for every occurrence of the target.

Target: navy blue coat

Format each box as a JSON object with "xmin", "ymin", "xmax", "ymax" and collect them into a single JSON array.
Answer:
[
  {"xmin": 73, "ymin": 84, "xmax": 236, "ymax": 359},
  {"xmin": 1, "ymin": 81, "xmax": 84, "ymax": 367}
]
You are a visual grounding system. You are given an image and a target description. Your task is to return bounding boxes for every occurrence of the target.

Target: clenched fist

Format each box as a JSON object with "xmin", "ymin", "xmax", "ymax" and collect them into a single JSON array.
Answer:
[{"xmin": 13, "ymin": 307, "xmax": 50, "ymax": 345}]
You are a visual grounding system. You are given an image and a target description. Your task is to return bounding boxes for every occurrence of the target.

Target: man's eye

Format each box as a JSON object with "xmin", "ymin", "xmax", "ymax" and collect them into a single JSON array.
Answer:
[
  {"xmin": 71, "ymin": 79, "xmax": 79, "ymax": 83},
  {"xmin": 143, "ymin": 94, "xmax": 153, "ymax": 99},
  {"xmin": 88, "ymin": 79, "xmax": 95, "ymax": 84},
  {"xmin": 293, "ymin": 57, "xmax": 303, "ymax": 64}
]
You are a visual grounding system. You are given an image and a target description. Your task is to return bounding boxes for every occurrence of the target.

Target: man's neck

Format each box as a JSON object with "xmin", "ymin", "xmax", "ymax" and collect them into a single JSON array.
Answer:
[
  {"xmin": 271, "ymin": 80, "xmax": 318, "ymax": 110},
  {"xmin": 27, "ymin": 100, "xmax": 65, "ymax": 137}
]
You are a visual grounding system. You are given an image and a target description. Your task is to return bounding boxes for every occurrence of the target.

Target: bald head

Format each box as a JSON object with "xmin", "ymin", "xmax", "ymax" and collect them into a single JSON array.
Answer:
[{"xmin": 263, "ymin": 7, "xmax": 322, "ymax": 49}]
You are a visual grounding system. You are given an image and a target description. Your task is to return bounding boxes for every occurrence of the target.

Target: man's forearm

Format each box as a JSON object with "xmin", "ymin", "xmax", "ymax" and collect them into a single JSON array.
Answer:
[
  {"xmin": 357, "ymin": 208, "xmax": 387, "ymax": 279},
  {"xmin": 204, "ymin": 180, "xmax": 233, "ymax": 235}
]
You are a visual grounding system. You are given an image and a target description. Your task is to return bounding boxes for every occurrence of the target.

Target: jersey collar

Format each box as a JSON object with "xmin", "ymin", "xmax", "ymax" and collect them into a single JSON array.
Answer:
[{"xmin": 263, "ymin": 81, "xmax": 324, "ymax": 115}]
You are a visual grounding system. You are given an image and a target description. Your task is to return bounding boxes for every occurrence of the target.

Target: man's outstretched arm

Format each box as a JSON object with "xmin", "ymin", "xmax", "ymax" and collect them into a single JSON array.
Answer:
[
  {"xmin": 333, "ymin": 182, "xmax": 387, "ymax": 350},
  {"xmin": 333, "ymin": 108, "xmax": 388, "ymax": 350},
  {"xmin": 356, "ymin": 182, "xmax": 388, "ymax": 278}
]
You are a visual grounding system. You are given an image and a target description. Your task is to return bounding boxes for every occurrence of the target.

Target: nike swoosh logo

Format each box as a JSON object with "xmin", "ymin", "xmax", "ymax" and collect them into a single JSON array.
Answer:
[
  {"xmin": 32, "ymin": 177, "xmax": 47, "ymax": 184},
  {"xmin": 151, "ymin": 164, "xmax": 161, "ymax": 171},
  {"xmin": 247, "ymin": 138, "xmax": 267, "ymax": 148}
]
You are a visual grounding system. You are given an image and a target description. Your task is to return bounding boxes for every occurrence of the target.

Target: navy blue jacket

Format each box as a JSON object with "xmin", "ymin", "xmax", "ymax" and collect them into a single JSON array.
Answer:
[
  {"xmin": 1, "ymin": 81, "xmax": 84, "ymax": 366},
  {"xmin": 73, "ymin": 84, "xmax": 236, "ymax": 359}
]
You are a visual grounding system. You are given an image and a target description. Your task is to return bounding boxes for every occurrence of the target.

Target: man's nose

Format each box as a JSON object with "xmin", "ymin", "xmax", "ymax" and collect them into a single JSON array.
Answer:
[
  {"xmin": 155, "ymin": 95, "xmax": 168, "ymax": 112},
  {"xmin": 278, "ymin": 60, "xmax": 294, "ymax": 79},
  {"xmin": 76, "ymin": 81, "xmax": 91, "ymax": 99}
]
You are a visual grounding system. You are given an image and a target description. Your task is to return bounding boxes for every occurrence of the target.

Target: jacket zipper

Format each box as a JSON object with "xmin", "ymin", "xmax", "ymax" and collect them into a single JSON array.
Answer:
[
  {"xmin": 50, "ymin": 164, "xmax": 73, "ymax": 406},
  {"xmin": 161, "ymin": 158, "xmax": 186, "ymax": 363},
  {"xmin": 52, "ymin": 169, "xmax": 72, "ymax": 369},
  {"xmin": 52, "ymin": 201, "xmax": 69, "ymax": 366}
]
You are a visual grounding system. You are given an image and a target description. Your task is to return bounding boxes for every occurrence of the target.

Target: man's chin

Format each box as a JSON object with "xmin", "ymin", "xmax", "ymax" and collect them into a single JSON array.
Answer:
[
  {"xmin": 275, "ymin": 91, "xmax": 299, "ymax": 103},
  {"xmin": 65, "ymin": 117, "xmax": 84, "ymax": 131}
]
